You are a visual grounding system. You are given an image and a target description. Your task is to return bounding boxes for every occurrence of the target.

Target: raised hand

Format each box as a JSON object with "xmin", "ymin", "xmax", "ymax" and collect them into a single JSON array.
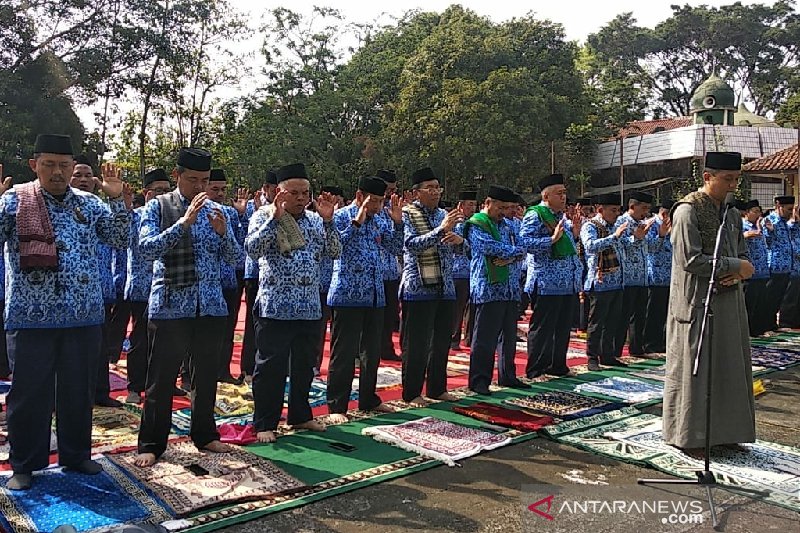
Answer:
[
  {"xmin": 551, "ymin": 219, "xmax": 565, "ymax": 243},
  {"xmin": 122, "ymin": 182, "xmax": 134, "ymax": 211},
  {"xmin": 316, "ymin": 191, "xmax": 336, "ymax": 222},
  {"xmin": 440, "ymin": 231, "xmax": 464, "ymax": 246},
  {"xmin": 98, "ymin": 162, "xmax": 124, "ymax": 199},
  {"xmin": 569, "ymin": 209, "xmax": 584, "ymax": 237},
  {"xmin": 181, "ymin": 192, "xmax": 208, "ymax": 228},
  {"xmin": 386, "ymin": 193, "xmax": 406, "ymax": 224},
  {"xmin": 355, "ymin": 194, "xmax": 372, "ymax": 225},
  {"xmin": 764, "ymin": 217, "xmax": 774, "ymax": 231},
  {"xmin": 439, "ymin": 207, "xmax": 463, "ymax": 232},
  {"xmin": 0, "ymin": 164, "xmax": 11, "ymax": 195},
  {"xmin": 207, "ymin": 207, "xmax": 228, "ymax": 236},
  {"xmin": 633, "ymin": 218, "xmax": 654, "ymax": 239},
  {"xmin": 614, "ymin": 221, "xmax": 629, "ymax": 238},
  {"xmin": 658, "ymin": 218, "xmax": 672, "ymax": 237},
  {"xmin": 743, "ymin": 229, "xmax": 761, "ymax": 239},
  {"xmin": 233, "ymin": 187, "xmax": 249, "ymax": 214},
  {"xmin": 269, "ymin": 189, "xmax": 289, "ymax": 220}
]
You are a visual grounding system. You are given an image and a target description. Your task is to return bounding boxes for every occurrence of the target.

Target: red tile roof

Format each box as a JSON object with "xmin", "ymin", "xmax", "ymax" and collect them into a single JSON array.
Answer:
[
  {"xmin": 616, "ymin": 117, "xmax": 693, "ymax": 138},
  {"xmin": 743, "ymin": 143, "xmax": 799, "ymax": 173}
]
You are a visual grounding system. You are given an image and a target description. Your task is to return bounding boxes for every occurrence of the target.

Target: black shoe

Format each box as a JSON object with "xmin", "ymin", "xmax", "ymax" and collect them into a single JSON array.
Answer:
[
  {"xmin": 173, "ymin": 386, "xmax": 188, "ymax": 397},
  {"xmin": 64, "ymin": 459, "xmax": 103, "ymax": 475},
  {"xmin": 587, "ymin": 360, "xmax": 601, "ymax": 371},
  {"xmin": 470, "ymin": 386, "xmax": 492, "ymax": 395},
  {"xmin": 499, "ymin": 379, "xmax": 531, "ymax": 390},
  {"xmin": 381, "ymin": 353, "xmax": 402, "ymax": 361},
  {"xmin": 8, "ymin": 473, "xmax": 32, "ymax": 490},
  {"xmin": 95, "ymin": 397, "xmax": 123, "ymax": 408},
  {"xmin": 601, "ymin": 358, "xmax": 628, "ymax": 367}
]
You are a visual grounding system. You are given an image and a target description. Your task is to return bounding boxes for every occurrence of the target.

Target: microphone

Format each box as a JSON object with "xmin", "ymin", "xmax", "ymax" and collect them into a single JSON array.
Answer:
[{"xmin": 721, "ymin": 192, "xmax": 735, "ymax": 221}]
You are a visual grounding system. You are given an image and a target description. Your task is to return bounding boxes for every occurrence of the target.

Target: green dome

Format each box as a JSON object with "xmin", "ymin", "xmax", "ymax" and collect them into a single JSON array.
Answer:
[{"xmin": 690, "ymin": 74, "xmax": 736, "ymax": 113}]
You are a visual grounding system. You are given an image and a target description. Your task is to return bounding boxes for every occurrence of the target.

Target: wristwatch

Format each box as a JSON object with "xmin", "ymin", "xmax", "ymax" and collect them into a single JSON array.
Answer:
[{"xmin": 351, "ymin": 219, "xmax": 361, "ymax": 228}]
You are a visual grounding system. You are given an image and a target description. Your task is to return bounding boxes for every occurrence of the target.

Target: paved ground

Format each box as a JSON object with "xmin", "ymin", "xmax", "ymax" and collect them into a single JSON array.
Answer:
[{"xmin": 220, "ymin": 367, "xmax": 800, "ymax": 533}]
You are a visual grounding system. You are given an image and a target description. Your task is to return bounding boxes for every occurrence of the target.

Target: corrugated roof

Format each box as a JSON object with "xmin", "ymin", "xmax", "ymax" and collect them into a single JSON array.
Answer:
[
  {"xmin": 743, "ymin": 143, "xmax": 799, "ymax": 173},
  {"xmin": 616, "ymin": 117, "xmax": 693, "ymax": 138}
]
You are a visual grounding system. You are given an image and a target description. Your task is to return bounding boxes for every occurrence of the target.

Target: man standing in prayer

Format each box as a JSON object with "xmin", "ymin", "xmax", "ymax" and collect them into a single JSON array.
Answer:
[
  {"xmin": 245, "ymin": 163, "xmax": 340, "ymax": 443},
  {"xmin": 520, "ymin": 174, "xmax": 583, "ymax": 379},
  {"xmin": 464, "ymin": 185, "xmax": 527, "ymax": 394},
  {"xmin": 134, "ymin": 148, "xmax": 242, "ymax": 467},
  {"xmin": 327, "ymin": 176, "xmax": 404, "ymax": 423},
  {"xmin": 316, "ymin": 185, "xmax": 344, "ymax": 372},
  {"xmin": 1, "ymin": 134, "xmax": 129, "ymax": 490},
  {"xmin": 451, "ymin": 189, "xmax": 478, "ymax": 350},
  {"xmin": 400, "ymin": 167, "xmax": 463, "ymax": 405},
  {"xmin": 581, "ymin": 193, "xmax": 629, "ymax": 371},
  {"xmin": 664, "ymin": 151, "xmax": 755, "ymax": 452},
  {"xmin": 642, "ymin": 199, "xmax": 673, "ymax": 354},
  {"xmin": 740, "ymin": 200, "xmax": 771, "ymax": 337},
  {"xmin": 376, "ymin": 169, "xmax": 403, "ymax": 361},
  {"xmin": 762, "ymin": 195, "xmax": 796, "ymax": 331}
]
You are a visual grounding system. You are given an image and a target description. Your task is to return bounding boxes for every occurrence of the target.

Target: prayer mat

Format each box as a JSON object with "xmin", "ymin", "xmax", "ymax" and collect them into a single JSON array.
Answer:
[
  {"xmin": 109, "ymin": 371, "xmax": 128, "ymax": 392},
  {"xmin": 171, "ymin": 409, "xmax": 253, "ymax": 436},
  {"xmin": 503, "ymin": 391, "xmax": 627, "ymax": 421},
  {"xmin": 451, "ymin": 402, "xmax": 554, "ymax": 432},
  {"xmin": 750, "ymin": 346, "xmax": 800, "ymax": 370},
  {"xmin": 0, "ymin": 456, "xmax": 173, "ymax": 533},
  {"xmin": 574, "ymin": 376, "xmax": 663, "ymax": 403},
  {"xmin": 629, "ymin": 367, "xmax": 666, "ymax": 382},
  {"xmin": 361, "ymin": 416, "xmax": 511, "ymax": 467},
  {"xmin": 91, "ymin": 407, "xmax": 141, "ymax": 453},
  {"xmin": 215, "ymin": 383, "xmax": 254, "ymax": 417},
  {"xmin": 353, "ymin": 367, "xmax": 402, "ymax": 391},
  {"xmin": 109, "ymin": 441, "xmax": 306, "ymax": 516}
]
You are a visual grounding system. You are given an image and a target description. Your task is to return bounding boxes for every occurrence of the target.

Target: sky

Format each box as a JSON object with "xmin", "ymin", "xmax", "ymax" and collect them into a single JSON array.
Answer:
[{"xmin": 79, "ymin": 0, "xmax": 774, "ymax": 133}]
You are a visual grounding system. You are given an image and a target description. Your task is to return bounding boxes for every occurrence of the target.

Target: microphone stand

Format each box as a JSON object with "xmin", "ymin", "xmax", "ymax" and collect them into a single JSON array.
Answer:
[{"xmin": 637, "ymin": 197, "xmax": 766, "ymax": 530}]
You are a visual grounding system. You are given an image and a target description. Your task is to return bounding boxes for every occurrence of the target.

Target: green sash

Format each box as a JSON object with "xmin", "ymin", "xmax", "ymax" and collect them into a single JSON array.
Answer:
[
  {"xmin": 463, "ymin": 212, "xmax": 509, "ymax": 284},
  {"xmin": 525, "ymin": 204, "xmax": 577, "ymax": 259}
]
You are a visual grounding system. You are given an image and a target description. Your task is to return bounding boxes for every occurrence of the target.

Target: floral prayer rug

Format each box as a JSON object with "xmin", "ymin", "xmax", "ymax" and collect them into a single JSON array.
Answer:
[
  {"xmin": 353, "ymin": 367, "xmax": 403, "ymax": 391},
  {"xmin": 749, "ymin": 346, "xmax": 800, "ymax": 370},
  {"xmin": 361, "ymin": 416, "xmax": 511, "ymax": 466},
  {"xmin": 109, "ymin": 441, "xmax": 306, "ymax": 516},
  {"xmin": 451, "ymin": 402, "xmax": 554, "ymax": 432},
  {"xmin": 90, "ymin": 407, "xmax": 141, "ymax": 453},
  {"xmin": 573, "ymin": 376, "xmax": 663, "ymax": 403},
  {"xmin": 214, "ymin": 383, "xmax": 254, "ymax": 417},
  {"xmin": 0, "ymin": 456, "xmax": 173, "ymax": 533},
  {"xmin": 503, "ymin": 391, "xmax": 627, "ymax": 421}
]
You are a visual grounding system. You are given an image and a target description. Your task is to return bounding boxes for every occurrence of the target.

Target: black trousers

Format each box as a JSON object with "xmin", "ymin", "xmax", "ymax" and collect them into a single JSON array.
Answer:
[
  {"xmin": 744, "ymin": 278, "xmax": 768, "ymax": 336},
  {"xmin": 253, "ymin": 317, "xmax": 318, "ymax": 431},
  {"xmin": 779, "ymin": 276, "xmax": 800, "ymax": 328},
  {"xmin": 618, "ymin": 286, "xmax": 648, "ymax": 356},
  {"xmin": 451, "ymin": 279, "xmax": 470, "ymax": 346},
  {"xmin": 240, "ymin": 279, "xmax": 259, "ymax": 377},
  {"xmin": 0, "ymin": 311, "xmax": 9, "ymax": 378},
  {"xmin": 126, "ymin": 301, "xmax": 149, "ymax": 393},
  {"xmin": 7, "ymin": 326, "xmax": 101, "ymax": 473},
  {"xmin": 765, "ymin": 273, "xmax": 790, "ymax": 331},
  {"xmin": 381, "ymin": 279, "xmax": 400, "ymax": 357},
  {"xmin": 218, "ymin": 286, "xmax": 243, "ymax": 379},
  {"xmin": 106, "ymin": 295, "xmax": 131, "ymax": 363},
  {"xmin": 579, "ymin": 293, "xmax": 590, "ymax": 332},
  {"xmin": 402, "ymin": 299, "xmax": 454, "ymax": 401},
  {"xmin": 316, "ymin": 291, "xmax": 331, "ymax": 369},
  {"xmin": 138, "ymin": 316, "xmax": 225, "ymax": 457},
  {"xmin": 526, "ymin": 293, "xmax": 575, "ymax": 378},
  {"xmin": 328, "ymin": 307, "xmax": 383, "ymax": 413},
  {"xmin": 643, "ymin": 286, "xmax": 669, "ymax": 353},
  {"xmin": 96, "ymin": 304, "xmax": 114, "ymax": 401},
  {"xmin": 469, "ymin": 300, "xmax": 519, "ymax": 390},
  {"xmin": 587, "ymin": 290, "xmax": 624, "ymax": 362},
  {"xmin": 464, "ymin": 302, "xmax": 476, "ymax": 347}
]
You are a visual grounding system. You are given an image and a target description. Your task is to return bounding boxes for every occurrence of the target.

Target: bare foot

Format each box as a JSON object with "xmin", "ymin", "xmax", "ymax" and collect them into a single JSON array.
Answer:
[
  {"xmin": 133, "ymin": 453, "xmax": 157, "ymax": 467},
  {"xmin": 291, "ymin": 419, "xmax": 326, "ymax": 432},
  {"xmin": 431, "ymin": 392, "xmax": 458, "ymax": 402},
  {"xmin": 327, "ymin": 413, "xmax": 349, "ymax": 424},
  {"xmin": 256, "ymin": 431, "xmax": 277, "ymax": 443},
  {"xmin": 406, "ymin": 396, "xmax": 429, "ymax": 408},
  {"xmin": 201, "ymin": 440, "xmax": 230, "ymax": 453},
  {"xmin": 372, "ymin": 402, "xmax": 396, "ymax": 413}
]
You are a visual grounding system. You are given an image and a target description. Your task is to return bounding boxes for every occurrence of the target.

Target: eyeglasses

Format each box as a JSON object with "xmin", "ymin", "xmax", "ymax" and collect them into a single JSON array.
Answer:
[
  {"xmin": 149, "ymin": 187, "xmax": 170, "ymax": 194},
  {"xmin": 419, "ymin": 187, "xmax": 444, "ymax": 193}
]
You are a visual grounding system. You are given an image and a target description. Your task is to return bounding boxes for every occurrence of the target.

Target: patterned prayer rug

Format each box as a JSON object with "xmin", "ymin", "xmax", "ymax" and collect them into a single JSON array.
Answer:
[
  {"xmin": 91, "ymin": 407, "xmax": 141, "ymax": 453},
  {"xmin": 451, "ymin": 402, "xmax": 554, "ymax": 432},
  {"xmin": 629, "ymin": 367, "xmax": 667, "ymax": 382},
  {"xmin": 574, "ymin": 376, "xmax": 663, "ymax": 403},
  {"xmin": 0, "ymin": 456, "xmax": 173, "ymax": 533},
  {"xmin": 362, "ymin": 416, "xmax": 512, "ymax": 466},
  {"xmin": 215, "ymin": 383, "xmax": 254, "ymax": 417},
  {"xmin": 109, "ymin": 371, "xmax": 128, "ymax": 392},
  {"xmin": 172, "ymin": 410, "xmax": 254, "ymax": 436},
  {"xmin": 353, "ymin": 367, "xmax": 403, "ymax": 391},
  {"xmin": 750, "ymin": 346, "xmax": 800, "ymax": 370},
  {"xmin": 503, "ymin": 391, "xmax": 627, "ymax": 421},
  {"xmin": 109, "ymin": 441, "xmax": 307, "ymax": 516}
]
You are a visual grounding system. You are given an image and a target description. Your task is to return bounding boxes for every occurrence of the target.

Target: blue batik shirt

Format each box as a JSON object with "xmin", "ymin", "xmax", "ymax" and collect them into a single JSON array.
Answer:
[
  {"xmin": 0, "ymin": 185, "xmax": 130, "ymax": 330},
  {"xmin": 139, "ymin": 195, "xmax": 243, "ymax": 320},
  {"xmin": 645, "ymin": 220, "xmax": 673, "ymax": 287},
  {"xmin": 519, "ymin": 205, "xmax": 583, "ymax": 296},
  {"xmin": 466, "ymin": 215, "xmax": 526, "ymax": 304},
  {"xmin": 452, "ymin": 221, "xmax": 471, "ymax": 280},
  {"xmin": 328, "ymin": 203, "xmax": 403, "ymax": 308},
  {"xmin": 764, "ymin": 212, "xmax": 797, "ymax": 274},
  {"xmin": 0, "ymin": 250, "xmax": 5, "ymax": 302},
  {"xmin": 244, "ymin": 199, "xmax": 259, "ymax": 280},
  {"xmin": 97, "ymin": 242, "xmax": 116, "ymax": 304},
  {"xmin": 400, "ymin": 201, "xmax": 461, "ymax": 301},
  {"xmin": 246, "ymin": 207, "xmax": 340, "ymax": 320},
  {"xmin": 219, "ymin": 204, "xmax": 243, "ymax": 291},
  {"xmin": 741, "ymin": 219, "xmax": 769, "ymax": 280},
  {"xmin": 124, "ymin": 207, "xmax": 153, "ymax": 302},
  {"xmin": 112, "ymin": 246, "xmax": 127, "ymax": 297},
  {"xmin": 615, "ymin": 212, "xmax": 649, "ymax": 288},
  {"xmin": 581, "ymin": 215, "xmax": 623, "ymax": 292}
]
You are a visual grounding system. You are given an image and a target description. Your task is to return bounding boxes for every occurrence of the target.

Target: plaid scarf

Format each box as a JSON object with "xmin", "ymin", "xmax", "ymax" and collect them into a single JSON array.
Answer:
[
  {"xmin": 404, "ymin": 203, "xmax": 443, "ymax": 287},
  {"xmin": 589, "ymin": 218, "xmax": 619, "ymax": 282},
  {"xmin": 158, "ymin": 190, "xmax": 197, "ymax": 289},
  {"xmin": 16, "ymin": 181, "xmax": 59, "ymax": 272}
]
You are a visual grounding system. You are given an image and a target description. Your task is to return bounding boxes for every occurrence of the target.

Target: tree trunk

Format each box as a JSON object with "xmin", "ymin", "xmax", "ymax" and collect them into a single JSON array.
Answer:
[{"xmin": 138, "ymin": 0, "xmax": 170, "ymax": 177}]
